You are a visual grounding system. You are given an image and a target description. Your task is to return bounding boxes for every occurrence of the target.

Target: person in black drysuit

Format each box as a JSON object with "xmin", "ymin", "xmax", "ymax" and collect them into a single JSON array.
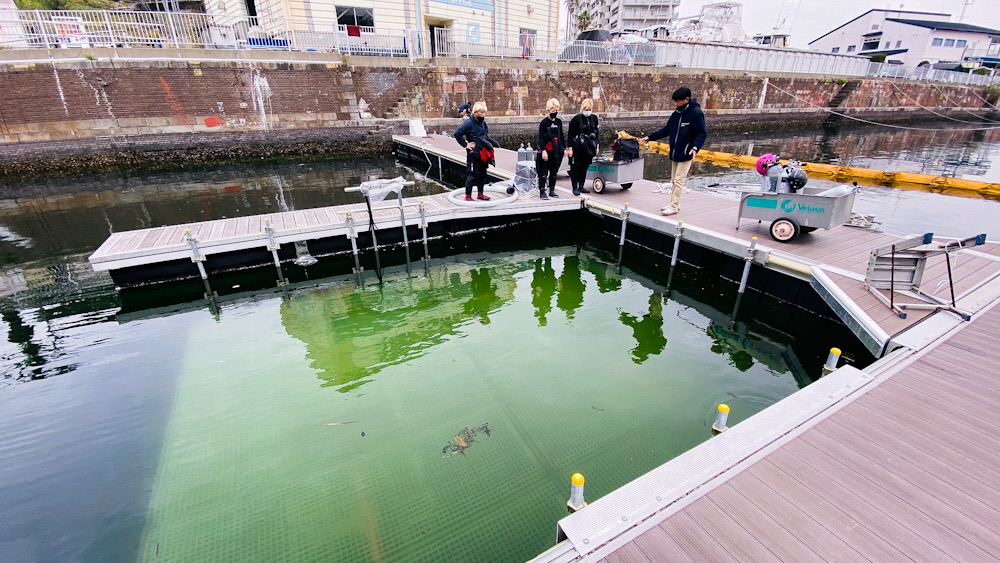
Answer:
[
  {"xmin": 454, "ymin": 102, "xmax": 500, "ymax": 201},
  {"xmin": 536, "ymin": 98, "xmax": 565, "ymax": 199},
  {"xmin": 567, "ymin": 98, "xmax": 599, "ymax": 196}
]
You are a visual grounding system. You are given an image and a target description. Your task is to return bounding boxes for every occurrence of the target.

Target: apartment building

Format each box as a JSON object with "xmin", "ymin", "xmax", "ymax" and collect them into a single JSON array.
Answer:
[{"xmin": 567, "ymin": 0, "xmax": 677, "ymax": 37}]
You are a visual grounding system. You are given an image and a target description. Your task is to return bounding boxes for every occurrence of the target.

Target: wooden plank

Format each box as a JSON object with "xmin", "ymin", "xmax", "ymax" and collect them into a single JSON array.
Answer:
[
  {"xmin": 848, "ymin": 398, "xmax": 1000, "ymax": 468},
  {"xmin": 631, "ymin": 525, "xmax": 696, "ymax": 563},
  {"xmin": 829, "ymin": 411, "xmax": 1000, "ymax": 500},
  {"xmin": 816, "ymin": 419, "xmax": 1000, "ymax": 525},
  {"xmin": 235, "ymin": 216, "xmax": 251, "ymax": 237},
  {"xmin": 682, "ymin": 493, "xmax": 780, "ymax": 562},
  {"xmin": 657, "ymin": 511, "xmax": 738, "ymax": 563},
  {"xmin": 704, "ymin": 483, "xmax": 825, "ymax": 562},
  {"xmin": 221, "ymin": 217, "xmax": 239, "ymax": 238},
  {"xmin": 728, "ymin": 471, "xmax": 865, "ymax": 563},
  {"xmin": 105, "ymin": 231, "xmax": 141, "ymax": 254},
  {"xmin": 207, "ymin": 219, "xmax": 227, "ymax": 241},
  {"xmin": 132, "ymin": 229, "xmax": 162, "ymax": 251},
  {"xmin": 799, "ymin": 431, "xmax": 1000, "ymax": 558},
  {"xmin": 862, "ymin": 388, "xmax": 1000, "ymax": 451},
  {"xmin": 888, "ymin": 366, "xmax": 1000, "ymax": 417},
  {"xmin": 767, "ymin": 444, "xmax": 960, "ymax": 562},
  {"xmin": 746, "ymin": 461, "xmax": 905, "ymax": 562},
  {"xmin": 603, "ymin": 542, "xmax": 652, "ymax": 563}
]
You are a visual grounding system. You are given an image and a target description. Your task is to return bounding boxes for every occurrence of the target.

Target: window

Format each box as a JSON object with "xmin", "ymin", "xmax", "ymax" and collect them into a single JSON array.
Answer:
[
  {"xmin": 944, "ymin": 39, "xmax": 955, "ymax": 47},
  {"xmin": 871, "ymin": 24, "xmax": 879, "ymax": 30},
  {"xmin": 831, "ymin": 47, "xmax": 840, "ymax": 53},
  {"xmin": 956, "ymin": 39, "xmax": 967, "ymax": 48},
  {"xmin": 862, "ymin": 40, "xmax": 880, "ymax": 50},
  {"xmin": 337, "ymin": 6, "xmax": 374, "ymax": 28},
  {"xmin": 932, "ymin": 38, "xmax": 943, "ymax": 46},
  {"xmin": 847, "ymin": 45, "xmax": 856, "ymax": 52},
  {"xmin": 896, "ymin": 40, "xmax": 902, "ymax": 48},
  {"xmin": 884, "ymin": 41, "xmax": 890, "ymax": 49}
]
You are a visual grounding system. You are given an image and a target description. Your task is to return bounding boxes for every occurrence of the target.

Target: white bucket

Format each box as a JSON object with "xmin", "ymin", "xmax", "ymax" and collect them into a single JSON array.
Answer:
[{"xmin": 408, "ymin": 119, "xmax": 427, "ymax": 137}]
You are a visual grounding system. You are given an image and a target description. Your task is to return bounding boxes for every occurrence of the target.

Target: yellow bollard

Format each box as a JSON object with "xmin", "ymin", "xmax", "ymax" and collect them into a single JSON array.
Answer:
[
  {"xmin": 822, "ymin": 347, "xmax": 842, "ymax": 376},
  {"xmin": 567, "ymin": 473, "xmax": 587, "ymax": 513},
  {"xmin": 712, "ymin": 404, "xmax": 730, "ymax": 434}
]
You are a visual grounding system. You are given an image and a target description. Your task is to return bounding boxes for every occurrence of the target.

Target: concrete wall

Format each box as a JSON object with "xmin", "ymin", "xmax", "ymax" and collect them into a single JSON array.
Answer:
[{"xmin": 0, "ymin": 49, "xmax": 994, "ymax": 176}]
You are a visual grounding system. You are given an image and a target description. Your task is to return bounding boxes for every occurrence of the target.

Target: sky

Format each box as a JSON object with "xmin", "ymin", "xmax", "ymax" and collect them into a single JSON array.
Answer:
[{"xmin": 681, "ymin": 0, "xmax": 1000, "ymax": 48}]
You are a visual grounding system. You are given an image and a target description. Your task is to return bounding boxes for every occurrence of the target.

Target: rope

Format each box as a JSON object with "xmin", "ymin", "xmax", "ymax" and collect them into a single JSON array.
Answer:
[
  {"xmin": 930, "ymin": 83, "xmax": 1000, "ymax": 123},
  {"xmin": 748, "ymin": 72, "xmax": 1000, "ymax": 132},
  {"xmin": 889, "ymin": 82, "xmax": 990, "ymax": 124}
]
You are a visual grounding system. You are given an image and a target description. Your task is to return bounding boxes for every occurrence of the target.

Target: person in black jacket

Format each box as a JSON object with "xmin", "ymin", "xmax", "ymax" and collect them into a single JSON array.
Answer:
[
  {"xmin": 536, "ymin": 98, "xmax": 565, "ymax": 199},
  {"xmin": 454, "ymin": 102, "xmax": 500, "ymax": 201},
  {"xmin": 640, "ymin": 87, "xmax": 707, "ymax": 215},
  {"xmin": 567, "ymin": 98, "xmax": 598, "ymax": 196}
]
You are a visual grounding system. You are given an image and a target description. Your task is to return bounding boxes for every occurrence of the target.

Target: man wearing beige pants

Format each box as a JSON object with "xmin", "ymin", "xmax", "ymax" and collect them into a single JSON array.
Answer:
[{"xmin": 641, "ymin": 87, "xmax": 707, "ymax": 216}]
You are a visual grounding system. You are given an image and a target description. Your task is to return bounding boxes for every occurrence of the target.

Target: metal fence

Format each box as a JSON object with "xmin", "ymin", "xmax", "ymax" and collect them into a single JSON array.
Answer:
[{"xmin": 0, "ymin": 9, "xmax": 996, "ymax": 86}]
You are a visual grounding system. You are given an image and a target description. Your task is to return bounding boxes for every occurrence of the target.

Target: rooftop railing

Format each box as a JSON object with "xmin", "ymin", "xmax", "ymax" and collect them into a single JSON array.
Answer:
[{"xmin": 0, "ymin": 9, "xmax": 996, "ymax": 86}]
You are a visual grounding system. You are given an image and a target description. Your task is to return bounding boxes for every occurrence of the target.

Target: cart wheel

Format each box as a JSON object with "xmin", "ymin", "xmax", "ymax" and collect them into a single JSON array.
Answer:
[
  {"xmin": 799, "ymin": 226, "xmax": 817, "ymax": 233},
  {"xmin": 769, "ymin": 217, "xmax": 800, "ymax": 242},
  {"xmin": 506, "ymin": 186, "xmax": 515, "ymax": 195},
  {"xmin": 621, "ymin": 182, "xmax": 632, "ymax": 190},
  {"xmin": 593, "ymin": 178, "xmax": 605, "ymax": 193}
]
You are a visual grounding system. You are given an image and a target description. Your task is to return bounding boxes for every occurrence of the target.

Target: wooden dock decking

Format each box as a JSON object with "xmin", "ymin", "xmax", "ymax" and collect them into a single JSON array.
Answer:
[{"xmin": 586, "ymin": 301, "xmax": 1000, "ymax": 563}]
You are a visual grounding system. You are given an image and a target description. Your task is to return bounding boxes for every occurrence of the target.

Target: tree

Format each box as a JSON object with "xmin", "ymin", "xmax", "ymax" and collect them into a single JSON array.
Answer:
[
  {"xmin": 869, "ymin": 53, "xmax": 886, "ymax": 63},
  {"xmin": 577, "ymin": 10, "xmax": 592, "ymax": 32}
]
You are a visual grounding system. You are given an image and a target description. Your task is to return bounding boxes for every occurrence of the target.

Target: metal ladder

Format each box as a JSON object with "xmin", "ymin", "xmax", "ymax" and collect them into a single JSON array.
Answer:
[{"xmin": 864, "ymin": 232, "xmax": 987, "ymax": 321}]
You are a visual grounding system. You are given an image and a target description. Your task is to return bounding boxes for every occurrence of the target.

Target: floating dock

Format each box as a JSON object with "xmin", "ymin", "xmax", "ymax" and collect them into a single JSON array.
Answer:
[{"xmin": 89, "ymin": 133, "xmax": 1000, "ymax": 561}]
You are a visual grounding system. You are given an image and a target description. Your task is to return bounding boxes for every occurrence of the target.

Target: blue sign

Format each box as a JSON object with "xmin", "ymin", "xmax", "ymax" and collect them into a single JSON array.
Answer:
[
  {"xmin": 430, "ymin": 0, "xmax": 495, "ymax": 11},
  {"xmin": 466, "ymin": 22, "xmax": 481, "ymax": 43}
]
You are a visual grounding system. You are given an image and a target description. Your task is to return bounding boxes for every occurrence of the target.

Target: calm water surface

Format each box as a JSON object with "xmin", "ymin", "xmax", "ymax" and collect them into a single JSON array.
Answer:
[{"xmin": 1, "ymin": 124, "xmax": 996, "ymax": 562}]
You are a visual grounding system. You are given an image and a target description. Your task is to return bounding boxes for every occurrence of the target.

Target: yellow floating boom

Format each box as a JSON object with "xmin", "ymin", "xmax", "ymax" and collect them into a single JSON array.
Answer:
[{"xmin": 620, "ymin": 131, "xmax": 1000, "ymax": 198}]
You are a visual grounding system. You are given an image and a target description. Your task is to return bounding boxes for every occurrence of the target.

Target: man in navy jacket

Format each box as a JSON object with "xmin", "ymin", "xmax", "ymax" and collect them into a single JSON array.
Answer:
[{"xmin": 641, "ymin": 87, "xmax": 707, "ymax": 215}]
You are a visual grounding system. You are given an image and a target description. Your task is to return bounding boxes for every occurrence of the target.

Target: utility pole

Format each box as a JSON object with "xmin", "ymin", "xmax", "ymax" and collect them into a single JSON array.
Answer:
[{"xmin": 959, "ymin": 0, "xmax": 974, "ymax": 23}]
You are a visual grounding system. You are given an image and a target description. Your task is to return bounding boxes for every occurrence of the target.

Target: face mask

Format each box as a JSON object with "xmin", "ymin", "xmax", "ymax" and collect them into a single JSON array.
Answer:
[
  {"xmin": 582, "ymin": 110, "xmax": 592, "ymax": 117},
  {"xmin": 475, "ymin": 116, "xmax": 484, "ymax": 123},
  {"xmin": 549, "ymin": 112, "xmax": 558, "ymax": 119}
]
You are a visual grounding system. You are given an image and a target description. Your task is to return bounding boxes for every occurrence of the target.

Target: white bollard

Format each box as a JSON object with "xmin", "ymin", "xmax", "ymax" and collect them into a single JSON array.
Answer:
[
  {"xmin": 822, "ymin": 347, "xmax": 842, "ymax": 376},
  {"xmin": 567, "ymin": 473, "xmax": 586, "ymax": 513},
  {"xmin": 712, "ymin": 404, "xmax": 730, "ymax": 434}
]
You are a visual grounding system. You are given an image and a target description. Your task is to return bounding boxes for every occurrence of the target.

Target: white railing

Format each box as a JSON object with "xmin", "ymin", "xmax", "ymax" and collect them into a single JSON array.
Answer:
[
  {"xmin": 0, "ymin": 9, "xmax": 996, "ymax": 86},
  {"xmin": 431, "ymin": 28, "xmax": 555, "ymax": 60},
  {"xmin": 866, "ymin": 61, "xmax": 997, "ymax": 86}
]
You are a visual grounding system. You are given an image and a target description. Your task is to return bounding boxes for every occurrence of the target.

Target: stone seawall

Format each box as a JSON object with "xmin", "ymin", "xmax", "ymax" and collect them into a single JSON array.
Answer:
[{"xmin": 0, "ymin": 49, "xmax": 995, "ymax": 176}]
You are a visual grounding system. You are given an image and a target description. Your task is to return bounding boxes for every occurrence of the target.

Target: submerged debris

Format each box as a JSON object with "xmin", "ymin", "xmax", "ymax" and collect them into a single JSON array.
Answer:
[
  {"xmin": 325, "ymin": 421, "xmax": 356, "ymax": 426},
  {"xmin": 441, "ymin": 424, "xmax": 491, "ymax": 456}
]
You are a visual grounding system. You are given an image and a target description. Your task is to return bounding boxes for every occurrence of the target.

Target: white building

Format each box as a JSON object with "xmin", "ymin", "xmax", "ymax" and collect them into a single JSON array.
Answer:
[
  {"xmin": 566, "ymin": 0, "xmax": 678, "ymax": 39},
  {"xmin": 205, "ymin": 0, "xmax": 560, "ymax": 56},
  {"xmin": 808, "ymin": 9, "xmax": 1000, "ymax": 68}
]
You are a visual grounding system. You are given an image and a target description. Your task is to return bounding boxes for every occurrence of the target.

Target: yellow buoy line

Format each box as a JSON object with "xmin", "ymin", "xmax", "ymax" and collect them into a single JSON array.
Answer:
[{"xmin": 618, "ymin": 131, "xmax": 1000, "ymax": 198}]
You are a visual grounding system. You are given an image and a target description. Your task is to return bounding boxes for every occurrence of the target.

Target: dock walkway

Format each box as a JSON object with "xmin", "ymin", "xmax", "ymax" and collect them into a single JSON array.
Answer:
[{"xmin": 580, "ymin": 301, "xmax": 1000, "ymax": 563}]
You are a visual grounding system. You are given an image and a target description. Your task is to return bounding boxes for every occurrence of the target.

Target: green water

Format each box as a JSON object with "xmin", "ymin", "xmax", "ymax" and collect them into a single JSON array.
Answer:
[{"xmin": 127, "ymin": 248, "xmax": 812, "ymax": 562}]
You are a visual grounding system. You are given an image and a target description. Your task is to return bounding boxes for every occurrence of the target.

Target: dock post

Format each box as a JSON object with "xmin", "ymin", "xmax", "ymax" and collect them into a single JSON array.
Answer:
[
  {"xmin": 398, "ymin": 190, "xmax": 412, "ymax": 277},
  {"xmin": 666, "ymin": 220, "xmax": 684, "ymax": 291},
  {"xmin": 616, "ymin": 203, "xmax": 630, "ymax": 270},
  {"xmin": 731, "ymin": 237, "xmax": 758, "ymax": 321},
  {"xmin": 419, "ymin": 200, "xmax": 430, "ymax": 275},
  {"xmin": 346, "ymin": 210, "xmax": 364, "ymax": 286},
  {"xmin": 263, "ymin": 218, "xmax": 287, "ymax": 289},
  {"xmin": 712, "ymin": 404, "xmax": 730, "ymax": 434},
  {"xmin": 567, "ymin": 473, "xmax": 586, "ymax": 513},
  {"xmin": 185, "ymin": 228, "xmax": 214, "ymax": 299},
  {"xmin": 822, "ymin": 347, "xmax": 842, "ymax": 376}
]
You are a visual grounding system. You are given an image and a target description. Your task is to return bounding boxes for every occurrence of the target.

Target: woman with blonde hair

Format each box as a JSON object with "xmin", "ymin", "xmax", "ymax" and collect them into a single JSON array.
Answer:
[
  {"xmin": 454, "ymin": 101, "xmax": 500, "ymax": 201},
  {"xmin": 536, "ymin": 98, "xmax": 565, "ymax": 199},
  {"xmin": 567, "ymin": 99, "xmax": 599, "ymax": 195}
]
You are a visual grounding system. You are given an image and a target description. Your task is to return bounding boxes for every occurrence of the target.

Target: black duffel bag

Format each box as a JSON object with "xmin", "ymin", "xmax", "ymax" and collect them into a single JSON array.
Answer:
[{"xmin": 613, "ymin": 138, "xmax": 640, "ymax": 163}]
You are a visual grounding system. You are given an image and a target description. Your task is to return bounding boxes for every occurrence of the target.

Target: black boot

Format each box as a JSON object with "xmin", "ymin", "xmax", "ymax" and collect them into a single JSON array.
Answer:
[
  {"xmin": 572, "ymin": 181, "xmax": 581, "ymax": 196},
  {"xmin": 549, "ymin": 187, "xmax": 559, "ymax": 197},
  {"xmin": 578, "ymin": 183, "xmax": 591, "ymax": 193},
  {"xmin": 538, "ymin": 182, "xmax": 548, "ymax": 199}
]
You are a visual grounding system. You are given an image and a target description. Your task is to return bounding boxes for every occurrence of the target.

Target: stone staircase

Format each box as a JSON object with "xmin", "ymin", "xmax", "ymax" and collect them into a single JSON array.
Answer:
[{"xmin": 822, "ymin": 79, "xmax": 862, "ymax": 127}]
